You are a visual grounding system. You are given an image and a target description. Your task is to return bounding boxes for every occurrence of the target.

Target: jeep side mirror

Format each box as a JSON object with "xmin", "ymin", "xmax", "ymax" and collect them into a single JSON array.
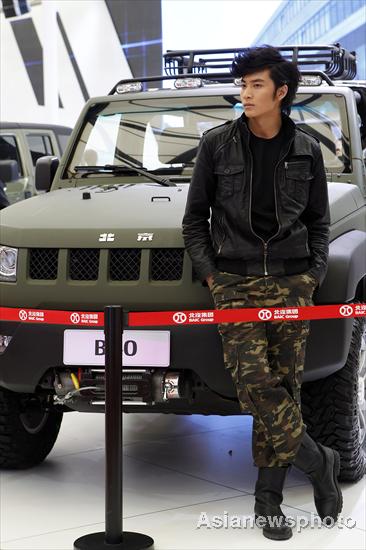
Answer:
[
  {"xmin": 35, "ymin": 156, "xmax": 59, "ymax": 192},
  {"xmin": 0, "ymin": 160, "xmax": 19, "ymax": 184}
]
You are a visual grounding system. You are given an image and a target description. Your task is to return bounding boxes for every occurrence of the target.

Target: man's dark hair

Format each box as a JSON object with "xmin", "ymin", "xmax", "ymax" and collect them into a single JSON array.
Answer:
[{"xmin": 231, "ymin": 45, "xmax": 301, "ymax": 114}]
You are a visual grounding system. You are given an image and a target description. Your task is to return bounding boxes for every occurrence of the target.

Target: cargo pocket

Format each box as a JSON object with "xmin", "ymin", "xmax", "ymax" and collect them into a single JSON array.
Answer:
[
  {"xmin": 214, "ymin": 165, "xmax": 244, "ymax": 199},
  {"xmin": 220, "ymin": 341, "xmax": 251, "ymax": 413},
  {"xmin": 284, "ymin": 160, "xmax": 312, "ymax": 205},
  {"xmin": 236, "ymin": 380, "xmax": 258, "ymax": 414},
  {"xmin": 221, "ymin": 339, "xmax": 240, "ymax": 383}
]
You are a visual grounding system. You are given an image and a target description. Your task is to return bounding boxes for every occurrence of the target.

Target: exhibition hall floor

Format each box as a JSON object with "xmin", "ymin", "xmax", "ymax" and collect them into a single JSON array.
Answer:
[{"xmin": 1, "ymin": 412, "xmax": 365, "ymax": 550}]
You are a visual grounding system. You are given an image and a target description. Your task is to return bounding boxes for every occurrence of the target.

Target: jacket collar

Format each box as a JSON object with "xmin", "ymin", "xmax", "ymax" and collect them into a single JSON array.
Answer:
[{"xmin": 237, "ymin": 111, "xmax": 296, "ymax": 144}]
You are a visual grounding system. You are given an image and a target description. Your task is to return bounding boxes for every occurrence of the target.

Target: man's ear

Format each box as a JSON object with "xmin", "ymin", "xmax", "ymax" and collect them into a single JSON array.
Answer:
[{"xmin": 278, "ymin": 84, "xmax": 288, "ymax": 100}]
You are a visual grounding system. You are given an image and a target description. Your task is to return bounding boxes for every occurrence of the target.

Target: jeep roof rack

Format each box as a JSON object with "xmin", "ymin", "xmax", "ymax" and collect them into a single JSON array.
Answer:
[
  {"xmin": 163, "ymin": 44, "xmax": 357, "ymax": 80},
  {"xmin": 109, "ymin": 43, "xmax": 356, "ymax": 95},
  {"xmin": 109, "ymin": 69, "xmax": 334, "ymax": 95}
]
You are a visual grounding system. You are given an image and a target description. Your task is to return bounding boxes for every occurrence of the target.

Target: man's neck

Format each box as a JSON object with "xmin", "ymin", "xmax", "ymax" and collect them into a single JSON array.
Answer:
[{"xmin": 247, "ymin": 111, "xmax": 282, "ymax": 139}]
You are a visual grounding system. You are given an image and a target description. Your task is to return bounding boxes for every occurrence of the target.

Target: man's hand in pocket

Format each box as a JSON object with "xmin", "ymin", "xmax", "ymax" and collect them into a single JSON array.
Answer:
[{"xmin": 206, "ymin": 274, "xmax": 215, "ymax": 290}]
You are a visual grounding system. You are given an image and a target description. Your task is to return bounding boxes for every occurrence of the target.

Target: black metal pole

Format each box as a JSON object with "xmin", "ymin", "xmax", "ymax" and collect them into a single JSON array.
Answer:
[
  {"xmin": 74, "ymin": 306, "xmax": 154, "ymax": 550},
  {"xmin": 105, "ymin": 305, "xmax": 123, "ymax": 543}
]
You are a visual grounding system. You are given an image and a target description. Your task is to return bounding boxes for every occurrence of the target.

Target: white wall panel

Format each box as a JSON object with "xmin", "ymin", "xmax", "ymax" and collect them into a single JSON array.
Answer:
[
  {"xmin": 1, "ymin": 0, "xmax": 133, "ymax": 127},
  {"xmin": 60, "ymin": 0, "xmax": 132, "ymax": 100}
]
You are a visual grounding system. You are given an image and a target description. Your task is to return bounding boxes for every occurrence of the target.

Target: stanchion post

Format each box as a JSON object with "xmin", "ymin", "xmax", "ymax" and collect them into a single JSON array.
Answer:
[
  {"xmin": 74, "ymin": 305, "xmax": 154, "ymax": 550},
  {"xmin": 105, "ymin": 305, "xmax": 123, "ymax": 543}
]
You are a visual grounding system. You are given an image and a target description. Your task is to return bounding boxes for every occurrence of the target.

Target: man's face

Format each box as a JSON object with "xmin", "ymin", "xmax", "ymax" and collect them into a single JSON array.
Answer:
[{"xmin": 239, "ymin": 69, "xmax": 287, "ymax": 119}]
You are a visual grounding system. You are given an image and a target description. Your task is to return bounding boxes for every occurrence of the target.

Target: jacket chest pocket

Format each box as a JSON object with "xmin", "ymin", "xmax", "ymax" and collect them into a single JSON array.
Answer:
[
  {"xmin": 214, "ymin": 165, "xmax": 244, "ymax": 199},
  {"xmin": 284, "ymin": 160, "xmax": 313, "ymax": 203}
]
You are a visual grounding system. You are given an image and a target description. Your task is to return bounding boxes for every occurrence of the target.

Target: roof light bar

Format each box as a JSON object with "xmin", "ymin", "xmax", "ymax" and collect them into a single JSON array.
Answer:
[
  {"xmin": 174, "ymin": 78, "xmax": 202, "ymax": 89},
  {"xmin": 299, "ymin": 75, "xmax": 323, "ymax": 86},
  {"xmin": 116, "ymin": 82, "xmax": 143, "ymax": 94}
]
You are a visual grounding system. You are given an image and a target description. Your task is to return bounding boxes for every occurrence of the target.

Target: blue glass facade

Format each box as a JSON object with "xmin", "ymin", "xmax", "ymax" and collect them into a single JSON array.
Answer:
[{"xmin": 254, "ymin": 0, "xmax": 366, "ymax": 79}]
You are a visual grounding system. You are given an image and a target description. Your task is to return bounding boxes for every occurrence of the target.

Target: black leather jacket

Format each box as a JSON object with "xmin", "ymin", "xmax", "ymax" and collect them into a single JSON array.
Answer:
[{"xmin": 182, "ymin": 112, "xmax": 330, "ymax": 287}]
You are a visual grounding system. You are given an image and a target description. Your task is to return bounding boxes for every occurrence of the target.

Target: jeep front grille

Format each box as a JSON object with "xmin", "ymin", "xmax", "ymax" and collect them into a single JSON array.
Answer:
[
  {"xmin": 70, "ymin": 249, "xmax": 100, "ymax": 280},
  {"xmin": 151, "ymin": 248, "xmax": 184, "ymax": 280},
  {"xmin": 28, "ymin": 248, "xmax": 186, "ymax": 281},
  {"xmin": 29, "ymin": 248, "xmax": 59, "ymax": 280},
  {"xmin": 110, "ymin": 249, "xmax": 141, "ymax": 280}
]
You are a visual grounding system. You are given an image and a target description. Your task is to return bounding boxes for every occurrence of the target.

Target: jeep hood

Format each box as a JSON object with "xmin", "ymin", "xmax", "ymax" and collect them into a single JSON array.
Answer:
[
  {"xmin": 1, "ymin": 184, "xmax": 189, "ymax": 248},
  {"xmin": 0, "ymin": 181, "xmax": 360, "ymax": 248}
]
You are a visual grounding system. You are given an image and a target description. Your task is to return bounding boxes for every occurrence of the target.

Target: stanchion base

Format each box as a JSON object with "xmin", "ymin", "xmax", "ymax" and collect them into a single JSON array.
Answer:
[{"xmin": 74, "ymin": 531, "xmax": 154, "ymax": 550}]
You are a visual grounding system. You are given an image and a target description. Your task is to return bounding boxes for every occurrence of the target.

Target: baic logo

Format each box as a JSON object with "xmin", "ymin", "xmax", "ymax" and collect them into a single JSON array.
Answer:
[
  {"xmin": 258, "ymin": 309, "xmax": 272, "ymax": 321},
  {"xmin": 70, "ymin": 312, "xmax": 81, "ymax": 324},
  {"xmin": 99, "ymin": 233, "xmax": 115, "ymax": 242},
  {"xmin": 173, "ymin": 312, "xmax": 187, "ymax": 324},
  {"xmin": 339, "ymin": 305, "xmax": 353, "ymax": 317},
  {"xmin": 19, "ymin": 309, "xmax": 28, "ymax": 321},
  {"xmin": 137, "ymin": 233, "xmax": 154, "ymax": 242}
]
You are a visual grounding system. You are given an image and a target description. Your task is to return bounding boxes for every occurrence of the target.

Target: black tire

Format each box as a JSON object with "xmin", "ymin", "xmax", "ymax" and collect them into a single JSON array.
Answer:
[
  {"xmin": 0, "ymin": 388, "xmax": 63, "ymax": 469},
  {"xmin": 301, "ymin": 313, "xmax": 366, "ymax": 482}
]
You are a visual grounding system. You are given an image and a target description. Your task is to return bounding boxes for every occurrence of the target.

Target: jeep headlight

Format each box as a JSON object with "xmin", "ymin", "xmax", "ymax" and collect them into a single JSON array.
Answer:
[{"xmin": 0, "ymin": 246, "xmax": 18, "ymax": 282}]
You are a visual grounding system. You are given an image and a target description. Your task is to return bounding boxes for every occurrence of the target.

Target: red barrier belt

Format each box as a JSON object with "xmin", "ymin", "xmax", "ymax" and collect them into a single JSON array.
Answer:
[
  {"xmin": 1, "ymin": 303, "xmax": 365, "ymax": 327},
  {"xmin": 0, "ymin": 307, "xmax": 104, "ymax": 326}
]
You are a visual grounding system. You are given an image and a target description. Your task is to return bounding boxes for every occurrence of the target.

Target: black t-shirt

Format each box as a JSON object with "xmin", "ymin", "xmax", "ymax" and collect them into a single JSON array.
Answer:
[{"xmin": 249, "ymin": 126, "xmax": 284, "ymax": 240}]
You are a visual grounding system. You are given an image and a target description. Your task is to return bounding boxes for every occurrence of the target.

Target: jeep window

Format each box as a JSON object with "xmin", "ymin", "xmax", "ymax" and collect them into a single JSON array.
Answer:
[
  {"xmin": 26, "ymin": 134, "xmax": 54, "ymax": 167},
  {"xmin": 65, "ymin": 96, "xmax": 243, "ymax": 180},
  {"xmin": 291, "ymin": 93, "xmax": 351, "ymax": 173},
  {"xmin": 66, "ymin": 93, "xmax": 351, "ymax": 180},
  {"xmin": 0, "ymin": 134, "xmax": 23, "ymax": 176},
  {"xmin": 55, "ymin": 131, "xmax": 72, "ymax": 155}
]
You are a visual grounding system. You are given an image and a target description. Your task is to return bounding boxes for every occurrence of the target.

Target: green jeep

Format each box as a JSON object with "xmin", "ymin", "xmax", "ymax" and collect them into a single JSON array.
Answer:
[
  {"xmin": 0, "ymin": 45, "xmax": 365, "ymax": 482},
  {"xmin": 0, "ymin": 122, "xmax": 72, "ymax": 204}
]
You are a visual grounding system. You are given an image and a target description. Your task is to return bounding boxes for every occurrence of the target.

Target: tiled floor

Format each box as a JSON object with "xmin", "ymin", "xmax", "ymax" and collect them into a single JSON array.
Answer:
[{"xmin": 1, "ymin": 412, "xmax": 365, "ymax": 549}]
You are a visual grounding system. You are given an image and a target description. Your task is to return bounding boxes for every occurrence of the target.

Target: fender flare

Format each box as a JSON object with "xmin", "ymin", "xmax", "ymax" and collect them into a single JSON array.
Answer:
[{"xmin": 316, "ymin": 230, "xmax": 366, "ymax": 303}]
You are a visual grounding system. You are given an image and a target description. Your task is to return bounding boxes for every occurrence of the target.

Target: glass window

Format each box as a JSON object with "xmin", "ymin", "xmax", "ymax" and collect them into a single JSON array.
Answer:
[
  {"xmin": 323, "ymin": 4, "xmax": 331, "ymax": 31},
  {"xmin": 319, "ymin": 11, "xmax": 325, "ymax": 34},
  {"xmin": 309, "ymin": 24, "xmax": 315, "ymax": 42},
  {"xmin": 339, "ymin": 1, "xmax": 346, "ymax": 20},
  {"xmin": 26, "ymin": 134, "xmax": 54, "ymax": 167},
  {"xmin": 56, "ymin": 132, "xmax": 71, "ymax": 155},
  {"xmin": 330, "ymin": 0, "xmax": 338, "ymax": 26},
  {"xmin": 314, "ymin": 16, "xmax": 320, "ymax": 38},
  {"xmin": 65, "ymin": 93, "xmax": 351, "ymax": 180},
  {"xmin": 291, "ymin": 94, "xmax": 351, "ymax": 173},
  {"xmin": 0, "ymin": 134, "xmax": 23, "ymax": 176},
  {"xmin": 305, "ymin": 24, "xmax": 310, "ymax": 42},
  {"xmin": 354, "ymin": 0, "xmax": 364, "ymax": 10}
]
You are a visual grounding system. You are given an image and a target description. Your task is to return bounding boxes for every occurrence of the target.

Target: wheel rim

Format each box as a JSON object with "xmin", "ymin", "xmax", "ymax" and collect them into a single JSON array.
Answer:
[
  {"xmin": 358, "ymin": 322, "xmax": 366, "ymax": 447},
  {"xmin": 19, "ymin": 396, "xmax": 49, "ymax": 435}
]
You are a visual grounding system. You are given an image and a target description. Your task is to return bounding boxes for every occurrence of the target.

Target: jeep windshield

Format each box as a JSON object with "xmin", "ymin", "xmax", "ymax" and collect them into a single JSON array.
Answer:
[{"xmin": 65, "ymin": 92, "xmax": 351, "ymax": 181}]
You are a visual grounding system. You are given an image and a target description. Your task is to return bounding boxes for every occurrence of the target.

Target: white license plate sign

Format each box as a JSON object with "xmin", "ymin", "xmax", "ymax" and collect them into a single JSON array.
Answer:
[{"xmin": 63, "ymin": 330, "xmax": 170, "ymax": 367}]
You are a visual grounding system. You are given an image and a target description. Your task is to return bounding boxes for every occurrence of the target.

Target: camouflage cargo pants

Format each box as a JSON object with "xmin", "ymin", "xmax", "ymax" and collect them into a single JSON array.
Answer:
[{"xmin": 210, "ymin": 269, "xmax": 318, "ymax": 468}]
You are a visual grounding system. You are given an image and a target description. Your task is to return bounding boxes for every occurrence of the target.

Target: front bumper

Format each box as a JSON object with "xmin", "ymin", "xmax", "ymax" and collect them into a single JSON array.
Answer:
[{"xmin": 0, "ymin": 306, "xmax": 356, "ymax": 397}]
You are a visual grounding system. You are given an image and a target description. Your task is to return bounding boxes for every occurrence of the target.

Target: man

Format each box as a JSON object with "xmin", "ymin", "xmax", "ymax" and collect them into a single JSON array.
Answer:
[{"xmin": 182, "ymin": 46, "xmax": 342, "ymax": 541}]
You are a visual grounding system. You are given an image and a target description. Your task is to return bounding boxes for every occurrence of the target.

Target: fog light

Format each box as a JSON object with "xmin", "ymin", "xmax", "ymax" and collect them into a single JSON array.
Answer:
[{"xmin": 0, "ymin": 335, "xmax": 12, "ymax": 353}]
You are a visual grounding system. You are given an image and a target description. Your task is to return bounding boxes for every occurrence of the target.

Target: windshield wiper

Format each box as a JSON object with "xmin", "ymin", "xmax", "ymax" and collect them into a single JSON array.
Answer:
[{"xmin": 73, "ymin": 164, "xmax": 176, "ymax": 187}]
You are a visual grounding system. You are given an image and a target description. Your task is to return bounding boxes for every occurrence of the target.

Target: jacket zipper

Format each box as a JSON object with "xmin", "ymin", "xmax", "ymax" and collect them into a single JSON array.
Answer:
[
  {"xmin": 217, "ymin": 214, "xmax": 226, "ymax": 254},
  {"xmin": 248, "ymin": 137, "xmax": 295, "ymax": 275},
  {"xmin": 216, "ymin": 135, "xmax": 237, "ymax": 255}
]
